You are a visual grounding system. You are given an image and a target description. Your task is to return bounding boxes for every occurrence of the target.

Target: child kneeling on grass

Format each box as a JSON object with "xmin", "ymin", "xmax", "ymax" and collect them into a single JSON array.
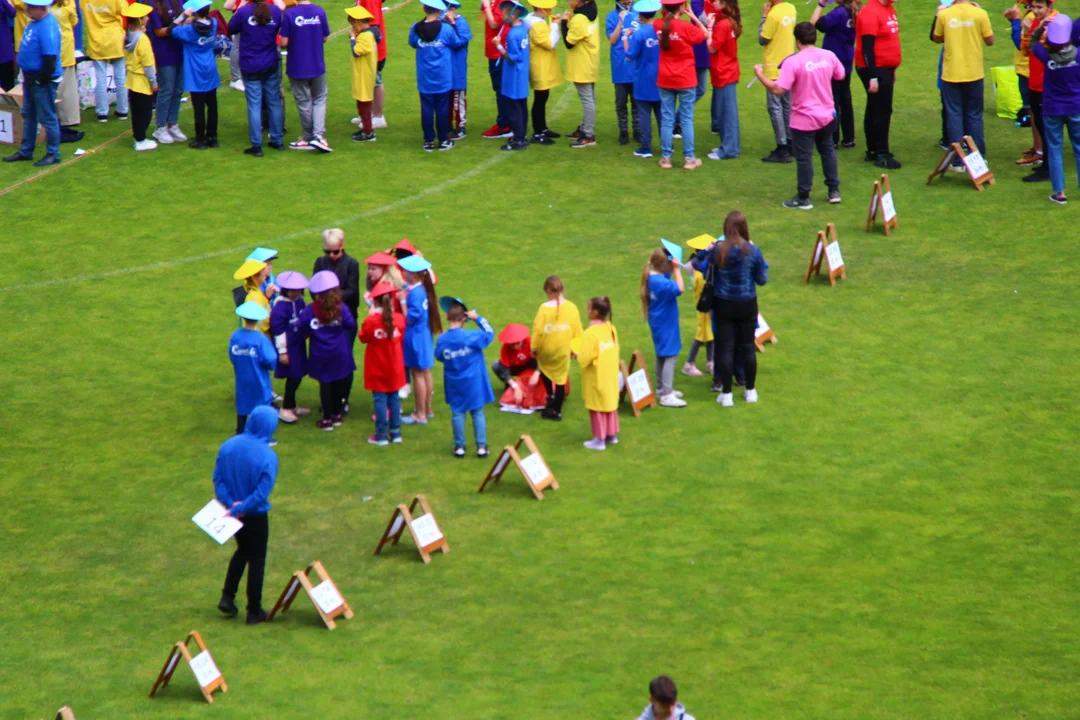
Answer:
[
  {"xmin": 359, "ymin": 282, "xmax": 406, "ymax": 445},
  {"xmin": 634, "ymin": 675, "xmax": 696, "ymax": 720},
  {"xmin": 492, "ymin": 323, "xmax": 546, "ymax": 413},
  {"xmin": 577, "ymin": 296, "xmax": 620, "ymax": 451},
  {"xmin": 434, "ymin": 297, "xmax": 495, "ymax": 458},
  {"xmin": 123, "ymin": 3, "xmax": 159, "ymax": 151},
  {"xmin": 347, "ymin": 5, "xmax": 380, "ymax": 142}
]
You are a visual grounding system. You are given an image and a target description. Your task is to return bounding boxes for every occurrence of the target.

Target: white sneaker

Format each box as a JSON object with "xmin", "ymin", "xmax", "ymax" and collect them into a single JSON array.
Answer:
[
  {"xmin": 152, "ymin": 127, "xmax": 174, "ymax": 144},
  {"xmin": 134, "ymin": 139, "xmax": 158, "ymax": 151},
  {"xmin": 718, "ymin": 392, "xmax": 734, "ymax": 407},
  {"xmin": 398, "ymin": 385, "xmax": 411, "ymax": 399},
  {"xmin": 659, "ymin": 393, "xmax": 687, "ymax": 408},
  {"xmin": 168, "ymin": 125, "xmax": 187, "ymax": 142},
  {"xmin": 278, "ymin": 408, "xmax": 298, "ymax": 424},
  {"xmin": 229, "ymin": 79, "xmax": 245, "ymax": 92},
  {"xmin": 371, "ymin": 115, "xmax": 388, "ymax": 129},
  {"xmin": 744, "ymin": 389, "xmax": 758, "ymax": 403},
  {"xmin": 682, "ymin": 362, "xmax": 703, "ymax": 377},
  {"xmin": 351, "ymin": 116, "xmax": 363, "ymax": 125},
  {"xmin": 671, "ymin": 390, "xmax": 684, "ymax": 399}
]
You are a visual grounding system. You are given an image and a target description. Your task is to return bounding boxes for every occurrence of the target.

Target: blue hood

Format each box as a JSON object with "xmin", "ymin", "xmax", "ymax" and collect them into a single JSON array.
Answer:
[{"xmin": 245, "ymin": 405, "xmax": 279, "ymax": 442}]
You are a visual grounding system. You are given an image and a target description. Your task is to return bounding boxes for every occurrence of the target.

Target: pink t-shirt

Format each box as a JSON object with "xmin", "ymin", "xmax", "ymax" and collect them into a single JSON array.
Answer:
[{"xmin": 775, "ymin": 46, "xmax": 846, "ymax": 132}]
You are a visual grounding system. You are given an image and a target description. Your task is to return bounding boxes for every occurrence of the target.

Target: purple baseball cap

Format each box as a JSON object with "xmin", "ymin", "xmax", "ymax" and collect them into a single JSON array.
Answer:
[
  {"xmin": 276, "ymin": 271, "xmax": 309, "ymax": 291},
  {"xmin": 309, "ymin": 270, "xmax": 340, "ymax": 294},
  {"xmin": 1047, "ymin": 14, "xmax": 1072, "ymax": 44}
]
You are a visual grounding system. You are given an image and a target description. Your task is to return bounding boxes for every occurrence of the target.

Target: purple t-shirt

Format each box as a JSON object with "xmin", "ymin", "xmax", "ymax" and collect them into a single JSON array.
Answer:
[
  {"xmin": 775, "ymin": 46, "xmax": 846, "ymax": 131},
  {"xmin": 298, "ymin": 303, "xmax": 357, "ymax": 383},
  {"xmin": 228, "ymin": 3, "xmax": 283, "ymax": 73},
  {"xmin": 144, "ymin": 1, "xmax": 185, "ymax": 67},
  {"xmin": 819, "ymin": 6, "xmax": 854, "ymax": 72},
  {"xmin": 280, "ymin": 3, "xmax": 329, "ymax": 79},
  {"xmin": 0, "ymin": 0, "xmax": 17, "ymax": 65}
]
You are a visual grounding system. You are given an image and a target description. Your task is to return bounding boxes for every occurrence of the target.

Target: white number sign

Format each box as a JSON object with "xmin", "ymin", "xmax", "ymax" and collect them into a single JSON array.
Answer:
[
  {"xmin": 825, "ymin": 241, "xmax": 844, "ymax": 272},
  {"xmin": 754, "ymin": 313, "xmax": 770, "ymax": 339},
  {"xmin": 388, "ymin": 513, "xmax": 405, "ymax": 537},
  {"xmin": 189, "ymin": 650, "xmax": 221, "ymax": 688},
  {"xmin": 626, "ymin": 368, "xmax": 651, "ymax": 403},
  {"xmin": 493, "ymin": 450, "xmax": 511, "ymax": 477},
  {"xmin": 880, "ymin": 191, "xmax": 896, "ymax": 222},
  {"xmin": 310, "ymin": 579, "xmax": 344, "ymax": 614},
  {"xmin": 962, "ymin": 149, "xmax": 989, "ymax": 179},
  {"xmin": 0, "ymin": 111, "xmax": 13, "ymax": 144},
  {"xmin": 410, "ymin": 513, "xmax": 444, "ymax": 549},
  {"xmin": 519, "ymin": 453, "xmax": 550, "ymax": 487},
  {"xmin": 192, "ymin": 499, "xmax": 243, "ymax": 545},
  {"xmin": 813, "ymin": 240, "xmax": 824, "ymax": 266}
]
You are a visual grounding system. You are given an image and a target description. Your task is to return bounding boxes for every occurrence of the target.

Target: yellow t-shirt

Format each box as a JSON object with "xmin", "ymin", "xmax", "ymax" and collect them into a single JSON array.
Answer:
[
  {"xmin": 83, "ymin": 0, "xmax": 128, "ymax": 60},
  {"xmin": 1014, "ymin": 10, "xmax": 1033, "ymax": 77},
  {"xmin": 50, "ymin": 1, "xmax": 79, "ymax": 68},
  {"xmin": 934, "ymin": 3, "xmax": 993, "ymax": 83},
  {"xmin": 529, "ymin": 18, "xmax": 562, "ymax": 90},
  {"xmin": 564, "ymin": 12, "xmax": 599, "ymax": 84},
  {"xmin": 125, "ymin": 33, "xmax": 156, "ymax": 95},
  {"xmin": 13, "ymin": 0, "xmax": 27, "ymax": 54},
  {"xmin": 351, "ymin": 31, "xmax": 377, "ymax": 102},
  {"xmin": 245, "ymin": 286, "xmax": 272, "ymax": 336},
  {"xmin": 761, "ymin": 2, "xmax": 796, "ymax": 80},
  {"xmin": 577, "ymin": 321, "xmax": 620, "ymax": 413},
  {"xmin": 692, "ymin": 271, "xmax": 713, "ymax": 343},
  {"xmin": 530, "ymin": 299, "xmax": 583, "ymax": 385}
]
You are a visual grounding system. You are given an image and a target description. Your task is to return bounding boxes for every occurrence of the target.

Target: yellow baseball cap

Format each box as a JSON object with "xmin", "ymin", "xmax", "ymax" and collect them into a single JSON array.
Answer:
[
  {"xmin": 686, "ymin": 234, "xmax": 716, "ymax": 250},
  {"xmin": 531, "ymin": 0, "xmax": 557, "ymax": 8},
  {"xmin": 346, "ymin": 6, "xmax": 374, "ymax": 20},
  {"xmin": 122, "ymin": 3, "xmax": 153, "ymax": 18},
  {"xmin": 233, "ymin": 259, "xmax": 267, "ymax": 280}
]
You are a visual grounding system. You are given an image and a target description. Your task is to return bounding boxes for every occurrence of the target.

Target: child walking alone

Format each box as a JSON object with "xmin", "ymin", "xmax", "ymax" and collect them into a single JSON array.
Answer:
[{"xmin": 577, "ymin": 296, "xmax": 621, "ymax": 451}]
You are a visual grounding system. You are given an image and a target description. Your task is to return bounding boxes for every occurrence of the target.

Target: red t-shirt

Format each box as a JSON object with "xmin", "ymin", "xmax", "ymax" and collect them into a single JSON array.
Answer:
[
  {"xmin": 652, "ymin": 17, "xmax": 706, "ymax": 90},
  {"xmin": 482, "ymin": 5, "xmax": 505, "ymax": 60},
  {"xmin": 359, "ymin": 312, "xmax": 406, "ymax": 392},
  {"xmin": 500, "ymin": 339, "xmax": 534, "ymax": 371},
  {"xmin": 1028, "ymin": 15, "xmax": 1051, "ymax": 92},
  {"xmin": 356, "ymin": 0, "xmax": 387, "ymax": 61},
  {"xmin": 854, "ymin": 0, "xmax": 900, "ymax": 70},
  {"xmin": 708, "ymin": 18, "xmax": 739, "ymax": 88}
]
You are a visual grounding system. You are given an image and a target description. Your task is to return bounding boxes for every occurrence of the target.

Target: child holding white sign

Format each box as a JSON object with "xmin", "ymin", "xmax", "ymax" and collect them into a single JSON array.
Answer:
[{"xmin": 577, "ymin": 296, "xmax": 621, "ymax": 450}]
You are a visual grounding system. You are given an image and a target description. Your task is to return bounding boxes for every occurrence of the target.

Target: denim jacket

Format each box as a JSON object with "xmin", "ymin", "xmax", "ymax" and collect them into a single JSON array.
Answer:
[{"xmin": 712, "ymin": 243, "xmax": 768, "ymax": 301}]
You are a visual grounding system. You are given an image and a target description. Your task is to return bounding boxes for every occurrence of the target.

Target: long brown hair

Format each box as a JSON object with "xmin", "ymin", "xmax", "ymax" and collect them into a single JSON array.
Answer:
[
  {"xmin": 420, "ymin": 271, "xmax": 443, "ymax": 336},
  {"xmin": 660, "ymin": 6, "xmax": 675, "ymax": 51},
  {"xmin": 314, "ymin": 288, "xmax": 342, "ymax": 323},
  {"xmin": 640, "ymin": 248, "xmax": 673, "ymax": 319},
  {"xmin": 254, "ymin": 0, "xmax": 272, "ymax": 26},
  {"xmin": 543, "ymin": 275, "xmax": 566, "ymax": 321},
  {"xmin": 839, "ymin": 0, "xmax": 861, "ymax": 23},
  {"xmin": 714, "ymin": 211, "xmax": 751, "ymax": 268},
  {"xmin": 380, "ymin": 294, "xmax": 395, "ymax": 338},
  {"xmin": 718, "ymin": 0, "xmax": 742, "ymax": 37}
]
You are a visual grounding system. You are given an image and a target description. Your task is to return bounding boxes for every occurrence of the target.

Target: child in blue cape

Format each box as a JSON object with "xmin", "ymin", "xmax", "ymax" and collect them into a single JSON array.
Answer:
[
  {"xmin": 640, "ymin": 242, "xmax": 685, "ymax": 408},
  {"xmin": 169, "ymin": 0, "xmax": 221, "ymax": 149},
  {"xmin": 444, "ymin": 0, "xmax": 472, "ymax": 140},
  {"xmin": 433, "ymin": 298, "xmax": 495, "ymax": 458},
  {"xmin": 230, "ymin": 301, "xmax": 278, "ymax": 436},
  {"xmin": 624, "ymin": 0, "xmax": 660, "ymax": 158},
  {"xmin": 408, "ymin": 0, "xmax": 468, "ymax": 151}
]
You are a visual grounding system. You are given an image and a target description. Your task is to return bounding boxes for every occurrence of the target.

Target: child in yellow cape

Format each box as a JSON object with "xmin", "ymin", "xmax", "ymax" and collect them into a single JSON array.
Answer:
[
  {"xmin": 576, "ymin": 296, "xmax": 620, "ymax": 450},
  {"xmin": 529, "ymin": 275, "xmax": 583, "ymax": 421},
  {"xmin": 347, "ymin": 5, "xmax": 379, "ymax": 142}
]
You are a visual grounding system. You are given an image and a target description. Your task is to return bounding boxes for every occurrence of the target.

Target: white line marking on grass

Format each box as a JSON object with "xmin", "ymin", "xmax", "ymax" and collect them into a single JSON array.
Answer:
[{"xmin": 0, "ymin": 88, "xmax": 572, "ymax": 295}]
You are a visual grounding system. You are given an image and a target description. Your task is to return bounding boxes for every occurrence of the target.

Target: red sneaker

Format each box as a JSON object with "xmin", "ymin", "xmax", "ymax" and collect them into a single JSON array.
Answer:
[{"xmin": 481, "ymin": 124, "xmax": 512, "ymax": 139}]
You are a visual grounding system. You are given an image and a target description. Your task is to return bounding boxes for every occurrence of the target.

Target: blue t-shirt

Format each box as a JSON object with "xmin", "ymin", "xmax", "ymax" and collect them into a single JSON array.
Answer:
[
  {"xmin": 18, "ymin": 13, "xmax": 63, "ymax": 78},
  {"xmin": 280, "ymin": 3, "xmax": 329, "ymax": 79},
  {"xmin": 626, "ymin": 24, "xmax": 660, "ymax": 102},
  {"xmin": 229, "ymin": 328, "xmax": 277, "ymax": 416},
  {"xmin": 819, "ymin": 6, "xmax": 854, "ymax": 72},
  {"xmin": 606, "ymin": 7, "xmax": 638, "ymax": 84},
  {"xmin": 172, "ymin": 19, "xmax": 221, "ymax": 93},
  {"xmin": 403, "ymin": 284, "xmax": 434, "ymax": 371},
  {"xmin": 647, "ymin": 273, "xmax": 682, "ymax": 357},
  {"xmin": 408, "ymin": 19, "xmax": 465, "ymax": 94},
  {"xmin": 434, "ymin": 316, "xmax": 496, "ymax": 413},
  {"xmin": 501, "ymin": 22, "xmax": 530, "ymax": 100},
  {"xmin": 448, "ymin": 14, "xmax": 471, "ymax": 90}
]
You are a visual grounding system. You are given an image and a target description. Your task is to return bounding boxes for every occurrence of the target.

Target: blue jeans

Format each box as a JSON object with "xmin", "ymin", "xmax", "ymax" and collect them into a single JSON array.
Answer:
[
  {"xmin": 710, "ymin": 82, "xmax": 740, "ymax": 158},
  {"xmin": 19, "ymin": 80, "xmax": 60, "ymax": 159},
  {"xmin": 451, "ymin": 408, "xmax": 487, "ymax": 449},
  {"xmin": 93, "ymin": 57, "xmax": 128, "ymax": 116},
  {"xmin": 155, "ymin": 64, "xmax": 184, "ymax": 127},
  {"xmin": 660, "ymin": 87, "xmax": 696, "ymax": 160},
  {"xmin": 372, "ymin": 391, "xmax": 402, "ymax": 439},
  {"xmin": 242, "ymin": 66, "xmax": 283, "ymax": 147},
  {"xmin": 942, "ymin": 79, "xmax": 985, "ymax": 165},
  {"xmin": 1043, "ymin": 114, "xmax": 1080, "ymax": 194},
  {"xmin": 695, "ymin": 67, "xmax": 708, "ymax": 102},
  {"xmin": 637, "ymin": 99, "xmax": 661, "ymax": 151},
  {"xmin": 420, "ymin": 91, "xmax": 451, "ymax": 143}
]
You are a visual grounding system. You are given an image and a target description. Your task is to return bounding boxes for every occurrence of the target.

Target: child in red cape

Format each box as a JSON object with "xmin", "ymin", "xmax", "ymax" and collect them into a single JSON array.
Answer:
[
  {"xmin": 492, "ymin": 323, "xmax": 547, "ymax": 413},
  {"xmin": 359, "ymin": 281, "xmax": 406, "ymax": 445}
]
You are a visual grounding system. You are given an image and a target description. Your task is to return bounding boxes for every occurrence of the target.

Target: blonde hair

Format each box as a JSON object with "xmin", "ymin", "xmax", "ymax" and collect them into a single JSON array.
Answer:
[{"xmin": 322, "ymin": 228, "xmax": 345, "ymax": 249}]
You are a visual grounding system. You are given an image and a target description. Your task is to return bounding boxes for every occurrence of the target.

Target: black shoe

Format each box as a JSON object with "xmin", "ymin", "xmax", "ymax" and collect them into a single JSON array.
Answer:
[
  {"xmin": 423, "ymin": 141, "xmax": 435, "ymax": 152},
  {"xmin": 501, "ymin": 139, "xmax": 528, "ymax": 151},
  {"xmin": 1022, "ymin": 167, "xmax": 1051, "ymax": 183},
  {"xmin": 864, "ymin": 150, "xmax": 877, "ymax": 162},
  {"xmin": 673, "ymin": 124, "xmax": 683, "ymax": 139},
  {"xmin": 540, "ymin": 408, "xmax": 562, "ymax": 421},
  {"xmin": 568, "ymin": 126, "xmax": 583, "ymax": 140},
  {"xmin": 243, "ymin": 145, "xmax": 263, "ymax": 157},
  {"xmin": 618, "ymin": 131, "xmax": 629, "ymax": 145},
  {"xmin": 734, "ymin": 376, "xmax": 746, "ymax": 388},
  {"xmin": 188, "ymin": 139, "xmax": 209, "ymax": 150},
  {"xmin": 33, "ymin": 155, "xmax": 60, "ymax": 167},
  {"xmin": 114, "ymin": 111, "xmax": 128, "ymax": 120},
  {"xmin": 217, "ymin": 595, "xmax": 239, "ymax": 618},
  {"xmin": 352, "ymin": 130, "xmax": 376, "ymax": 142},
  {"xmin": 268, "ymin": 141, "xmax": 284, "ymax": 150},
  {"xmin": 438, "ymin": 139, "xmax": 456, "ymax": 151},
  {"xmin": 761, "ymin": 147, "xmax": 791, "ymax": 164},
  {"xmin": 937, "ymin": 138, "xmax": 951, "ymax": 151},
  {"xmin": 59, "ymin": 129, "xmax": 84, "ymax": 143},
  {"xmin": 449, "ymin": 127, "xmax": 466, "ymax": 140},
  {"xmin": 2, "ymin": 152, "xmax": 33, "ymax": 163},
  {"xmin": 874, "ymin": 152, "xmax": 902, "ymax": 169},
  {"xmin": 207, "ymin": 138, "xmax": 219, "ymax": 148},
  {"xmin": 840, "ymin": 140, "xmax": 856, "ymax": 149},
  {"xmin": 246, "ymin": 609, "xmax": 269, "ymax": 625},
  {"xmin": 530, "ymin": 133, "xmax": 555, "ymax": 145},
  {"xmin": 709, "ymin": 382, "xmax": 723, "ymax": 392},
  {"xmin": 783, "ymin": 195, "xmax": 814, "ymax": 210},
  {"xmin": 543, "ymin": 128, "xmax": 562, "ymax": 139},
  {"xmin": 96, "ymin": 114, "xmax": 108, "ymax": 123},
  {"xmin": 570, "ymin": 135, "xmax": 596, "ymax": 148}
]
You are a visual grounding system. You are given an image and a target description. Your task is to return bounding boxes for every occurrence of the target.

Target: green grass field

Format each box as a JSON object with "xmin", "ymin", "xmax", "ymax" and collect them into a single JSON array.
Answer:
[{"xmin": 2, "ymin": 1, "xmax": 1079, "ymax": 718}]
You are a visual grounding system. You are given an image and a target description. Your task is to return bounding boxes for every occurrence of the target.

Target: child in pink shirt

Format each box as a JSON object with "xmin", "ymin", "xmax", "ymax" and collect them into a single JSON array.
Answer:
[{"xmin": 754, "ymin": 21, "xmax": 846, "ymax": 210}]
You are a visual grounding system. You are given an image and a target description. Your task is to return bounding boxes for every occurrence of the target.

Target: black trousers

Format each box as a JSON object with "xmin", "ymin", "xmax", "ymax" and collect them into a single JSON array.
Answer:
[
  {"xmin": 614, "ymin": 82, "xmax": 639, "ymax": 135},
  {"xmin": 713, "ymin": 297, "xmax": 758, "ymax": 393},
  {"xmin": 342, "ymin": 331, "xmax": 357, "ymax": 406},
  {"xmin": 540, "ymin": 372, "xmax": 566, "ymax": 414},
  {"xmin": 0, "ymin": 60, "xmax": 15, "ymax": 92},
  {"xmin": 129, "ymin": 90, "xmax": 154, "ymax": 142},
  {"xmin": 792, "ymin": 120, "xmax": 839, "ymax": 199},
  {"xmin": 507, "ymin": 96, "xmax": 528, "ymax": 142},
  {"xmin": 856, "ymin": 67, "xmax": 894, "ymax": 156},
  {"xmin": 283, "ymin": 376, "xmax": 302, "ymax": 410},
  {"xmin": 531, "ymin": 88, "xmax": 549, "ymax": 135},
  {"xmin": 191, "ymin": 89, "xmax": 218, "ymax": 141},
  {"xmin": 223, "ymin": 513, "xmax": 269, "ymax": 613},
  {"xmin": 236, "ymin": 414, "xmax": 247, "ymax": 434},
  {"xmin": 320, "ymin": 377, "xmax": 348, "ymax": 419},
  {"xmin": 831, "ymin": 73, "xmax": 854, "ymax": 144}
]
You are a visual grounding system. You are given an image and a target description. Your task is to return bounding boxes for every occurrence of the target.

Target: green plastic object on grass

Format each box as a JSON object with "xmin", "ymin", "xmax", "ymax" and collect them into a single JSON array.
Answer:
[{"xmin": 991, "ymin": 66, "xmax": 1023, "ymax": 120}]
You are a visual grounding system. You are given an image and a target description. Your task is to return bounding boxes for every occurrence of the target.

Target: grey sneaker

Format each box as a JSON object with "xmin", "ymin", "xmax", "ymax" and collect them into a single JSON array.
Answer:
[
  {"xmin": 828, "ymin": 189, "xmax": 842, "ymax": 204},
  {"xmin": 783, "ymin": 196, "xmax": 814, "ymax": 210}
]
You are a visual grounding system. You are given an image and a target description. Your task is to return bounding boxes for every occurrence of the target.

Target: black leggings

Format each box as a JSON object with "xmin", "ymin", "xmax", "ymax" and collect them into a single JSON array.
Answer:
[
  {"xmin": 831, "ymin": 73, "xmax": 854, "ymax": 145},
  {"xmin": 283, "ymin": 377, "xmax": 302, "ymax": 410},
  {"xmin": 191, "ymin": 89, "xmax": 218, "ymax": 141},
  {"xmin": 319, "ymin": 377, "xmax": 348, "ymax": 419},
  {"xmin": 540, "ymin": 372, "xmax": 566, "ymax": 414},
  {"xmin": 714, "ymin": 297, "xmax": 758, "ymax": 394},
  {"xmin": 0, "ymin": 60, "xmax": 15, "ymax": 92},
  {"xmin": 129, "ymin": 90, "xmax": 154, "ymax": 142},
  {"xmin": 223, "ymin": 513, "xmax": 269, "ymax": 613},
  {"xmin": 531, "ymin": 88, "xmax": 549, "ymax": 136},
  {"xmin": 1030, "ymin": 89, "xmax": 1045, "ymax": 150}
]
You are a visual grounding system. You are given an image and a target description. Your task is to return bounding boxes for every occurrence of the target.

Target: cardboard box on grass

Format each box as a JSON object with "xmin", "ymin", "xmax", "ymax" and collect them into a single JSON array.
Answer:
[{"xmin": 0, "ymin": 86, "xmax": 48, "ymax": 147}]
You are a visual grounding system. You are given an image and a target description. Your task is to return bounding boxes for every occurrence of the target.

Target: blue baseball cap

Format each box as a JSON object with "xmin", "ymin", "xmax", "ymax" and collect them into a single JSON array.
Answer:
[
  {"xmin": 246, "ymin": 247, "xmax": 278, "ymax": 263},
  {"xmin": 399, "ymin": 255, "xmax": 433, "ymax": 273},
  {"xmin": 660, "ymin": 238, "xmax": 683, "ymax": 264},
  {"xmin": 632, "ymin": 0, "xmax": 661, "ymax": 12},
  {"xmin": 422, "ymin": 0, "xmax": 448, "ymax": 10},
  {"xmin": 236, "ymin": 301, "xmax": 269, "ymax": 321},
  {"xmin": 183, "ymin": 0, "xmax": 212, "ymax": 11}
]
